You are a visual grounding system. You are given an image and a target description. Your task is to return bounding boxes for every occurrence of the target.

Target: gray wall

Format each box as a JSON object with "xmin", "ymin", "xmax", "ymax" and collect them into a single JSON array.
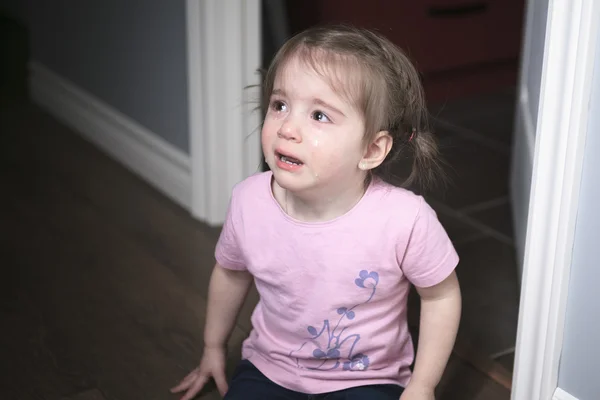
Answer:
[
  {"xmin": 26, "ymin": 0, "xmax": 189, "ymax": 153},
  {"xmin": 556, "ymin": 30, "xmax": 600, "ymax": 399}
]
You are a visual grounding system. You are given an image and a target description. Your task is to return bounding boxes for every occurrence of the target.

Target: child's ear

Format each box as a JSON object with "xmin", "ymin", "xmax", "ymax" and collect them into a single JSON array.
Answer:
[{"xmin": 358, "ymin": 131, "xmax": 393, "ymax": 171}]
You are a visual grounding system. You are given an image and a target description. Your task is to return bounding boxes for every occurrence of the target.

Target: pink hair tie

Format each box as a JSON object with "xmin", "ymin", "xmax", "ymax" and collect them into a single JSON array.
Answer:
[{"xmin": 409, "ymin": 129, "xmax": 416, "ymax": 142}]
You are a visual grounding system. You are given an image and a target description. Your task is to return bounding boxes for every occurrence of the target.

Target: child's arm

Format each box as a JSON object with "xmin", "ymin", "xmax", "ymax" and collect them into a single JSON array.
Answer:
[
  {"xmin": 171, "ymin": 263, "xmax": 253, "ymax": 399},
  {"xmin": 204, "ymin": 263, "xmax": 254, "ymax": 348},
  {"xmin": 405, "ymin": 271, "xmax": 461, "ymax": 398}
]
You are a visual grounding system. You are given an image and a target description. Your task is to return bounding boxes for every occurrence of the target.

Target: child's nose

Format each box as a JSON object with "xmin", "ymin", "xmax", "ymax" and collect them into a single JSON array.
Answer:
[{"xmin": 277, "ymin": 119, "xmax": 301, "ymax": 142}]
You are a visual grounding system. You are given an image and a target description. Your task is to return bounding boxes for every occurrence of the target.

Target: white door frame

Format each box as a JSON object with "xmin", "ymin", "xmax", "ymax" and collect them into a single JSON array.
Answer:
[
  {"xmin": 185, "ymin": 0, "xmax": 600, "ymax": 398},
  {"xmin": 511, "ymin": 0, "xmax": 599, "ymax": 399},
  {"xmin": 186, "ymin": 0, "xmax": 263, "ymax": 226}
]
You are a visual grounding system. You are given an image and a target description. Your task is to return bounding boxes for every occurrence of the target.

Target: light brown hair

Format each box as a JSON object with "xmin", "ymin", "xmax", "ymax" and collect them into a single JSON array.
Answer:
[{"xmin": 262, "ymin": 24, "xmax": 446, "ymax": 192}]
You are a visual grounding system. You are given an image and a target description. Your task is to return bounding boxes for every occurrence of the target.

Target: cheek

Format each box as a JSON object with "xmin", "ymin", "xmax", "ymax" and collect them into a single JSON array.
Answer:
[
  {"xmin": 308, "ymin": 138, "xmax": 364, "ymax": 175},
  {"xmin": 308, "ymin": 142, "xmax": 346, "ymax": 172},
  {"xmin": 261, "ymin": 121, "xmax": 278, "ymax": 147}
]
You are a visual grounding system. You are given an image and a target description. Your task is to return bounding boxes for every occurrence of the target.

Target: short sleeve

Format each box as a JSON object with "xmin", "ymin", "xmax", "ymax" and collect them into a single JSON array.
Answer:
[
  {"xmin": 399, "ymin": 197, "xmax": 459, "ymax": 288},
  {"xmin": 214, "ymin": 188, "xmax": 247, "ymax": 271}
]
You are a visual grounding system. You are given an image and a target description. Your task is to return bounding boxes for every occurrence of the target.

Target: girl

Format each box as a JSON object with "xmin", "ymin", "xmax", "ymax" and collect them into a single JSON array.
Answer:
[{"xmin": 171, "ymin": 24, "xmax": 461, "ymax": 400}]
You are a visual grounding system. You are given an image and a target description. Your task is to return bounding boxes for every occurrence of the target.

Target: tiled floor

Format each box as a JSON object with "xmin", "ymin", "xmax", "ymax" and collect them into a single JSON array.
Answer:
[
  {"xmin": 402, "ymin": 88, "xmax": 520, "ymax": 392},
  {"xmin": 429, "ymin": 89, "xmax": 520, "ymax": 368}
]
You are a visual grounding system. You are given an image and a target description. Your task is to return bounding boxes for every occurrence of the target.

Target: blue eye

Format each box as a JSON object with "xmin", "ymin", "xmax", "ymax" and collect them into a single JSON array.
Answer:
[{"xmin": 312, "ymin": 111, "xmax": 331, "ymax": 123}]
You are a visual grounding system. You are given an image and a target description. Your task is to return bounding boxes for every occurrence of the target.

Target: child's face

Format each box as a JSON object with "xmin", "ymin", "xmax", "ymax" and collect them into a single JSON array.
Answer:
[{"xmin": 262, "ymin": 57, "xmax": 367, "ymax": 195}]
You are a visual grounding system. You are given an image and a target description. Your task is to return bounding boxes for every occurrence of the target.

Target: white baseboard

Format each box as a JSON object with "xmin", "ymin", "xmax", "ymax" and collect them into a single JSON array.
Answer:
[
  {"xmin": 28, "ymin": 61, "xmax": 191, "ymax": 209},
  {"xmin": 553, "ymin": 387, "xmax": 579, "ymax": 400}
]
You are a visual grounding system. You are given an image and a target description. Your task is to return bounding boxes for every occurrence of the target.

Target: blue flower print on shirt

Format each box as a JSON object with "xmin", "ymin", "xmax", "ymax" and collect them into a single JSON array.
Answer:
[
  {"xmin": 343, "ymin": 353, "xmax": 370, "ymax": 371},
  {"xmin": 355, "ymin": 270, "xmax": 379, "ymax": 289},
  {"xmin": 289, "ymin": 270, "xmax": 379, "ymax": 372}
]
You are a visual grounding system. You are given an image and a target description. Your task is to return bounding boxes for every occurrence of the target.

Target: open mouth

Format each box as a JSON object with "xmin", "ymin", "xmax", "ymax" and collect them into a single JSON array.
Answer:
[{"xmin": 277, "ymin": 152, "xmax": 303, "ymax": 166}]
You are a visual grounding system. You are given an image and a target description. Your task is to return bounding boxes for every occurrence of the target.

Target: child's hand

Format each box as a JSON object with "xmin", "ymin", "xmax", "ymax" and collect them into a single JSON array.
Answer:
[
  {"xmin": 170, "ymin": 346, "xmax": 228, "ymax": 399},
  {"xmin": 399, "ymin": 382, "xmax": 435, "ymax": 400}
]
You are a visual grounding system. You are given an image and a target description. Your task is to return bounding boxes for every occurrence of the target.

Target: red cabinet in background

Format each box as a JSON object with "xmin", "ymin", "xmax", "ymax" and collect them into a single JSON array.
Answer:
[{"xmin": 286, "ymin": 0, "xmax": 526, "ymax": 104}]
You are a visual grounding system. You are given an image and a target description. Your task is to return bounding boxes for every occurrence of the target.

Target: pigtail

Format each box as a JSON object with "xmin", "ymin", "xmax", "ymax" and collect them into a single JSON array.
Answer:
[
  {"xmin": 383, "ymin": 44, "xmax": 449, "ymax": 194},
  {"xmin": 404, "ymin": 129, "xmax": 449, "ymax": 193},
  {"xmin": 390, "ymin": 46, "xmax": 449, "ymax": 194}
]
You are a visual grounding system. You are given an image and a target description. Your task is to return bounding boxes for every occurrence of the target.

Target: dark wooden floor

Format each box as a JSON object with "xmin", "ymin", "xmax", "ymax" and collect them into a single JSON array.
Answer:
[{"xmin": 1, "ymin": 101, "xmax": 512, "ymax": 399}]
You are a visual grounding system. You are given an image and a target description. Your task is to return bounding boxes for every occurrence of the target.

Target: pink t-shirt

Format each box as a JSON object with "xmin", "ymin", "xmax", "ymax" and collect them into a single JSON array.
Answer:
[{"xmin": 215, "ymin": 171, "xmax": 459, "ymax": 394}]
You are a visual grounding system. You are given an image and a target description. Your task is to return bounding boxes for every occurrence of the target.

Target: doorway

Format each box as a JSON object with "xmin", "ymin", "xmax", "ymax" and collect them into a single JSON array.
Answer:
[
  {"xmin": 255, "ymin": 1, "xmax": 600, "ymax": 398},
  {"xmin": 261, "ymin": 1, "xmax": 524, "ymax": 397}
]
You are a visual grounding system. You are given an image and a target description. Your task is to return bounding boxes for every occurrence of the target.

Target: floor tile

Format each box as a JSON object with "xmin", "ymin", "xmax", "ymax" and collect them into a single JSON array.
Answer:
[
  {"xmin": 424, "ymin": 205, "xmax": 482, "ymax": 245},
  {"xmin": 437, "ymin": 355, "xmax": 510, "ymax": 400},
  {"xmin": 468, "ymin": 202, "xmax": 515, "ymax": 238},
  {"xmin": 431, "ymin": 89, "xmax": 516, "ymax": 155},
  {"xmin": 431, "ymin": 89, "xmax": 516, "ymax": 128},
  {"xmin": 496, "ymin": 352, "xmax": 515, "ymax": 373},
  {"xmin": 452, "ymin": 110, "xmax": 515, "ymax": 148},
  {"xmin": 431, "ymin": 133, "xmax": 510, "ymax": 210},
  {"xmin": 454, "ymin": 237, "xmax": 520, "ymax": 356},
  {"xmin": 433, "ymin": 111, "xmax": 515, "ymax": 151}
]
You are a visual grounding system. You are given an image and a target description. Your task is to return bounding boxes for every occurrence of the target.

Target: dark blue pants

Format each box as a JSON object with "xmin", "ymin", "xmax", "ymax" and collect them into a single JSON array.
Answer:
[{"xmin": 224, "ymin": 359, "xmax": 404, "ymax": 400}]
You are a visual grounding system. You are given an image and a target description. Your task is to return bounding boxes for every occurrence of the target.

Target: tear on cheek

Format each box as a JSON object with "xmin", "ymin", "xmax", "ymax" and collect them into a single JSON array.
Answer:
[{"xmin": 309, "ymin": 164, "xmax": 325, "ymax": 181}]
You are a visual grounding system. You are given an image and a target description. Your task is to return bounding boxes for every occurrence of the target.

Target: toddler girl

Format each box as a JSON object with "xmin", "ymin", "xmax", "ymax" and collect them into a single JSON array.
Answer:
[{"xmin": 172, "ymin": 24, "xmax": 461, "ymax": 400}]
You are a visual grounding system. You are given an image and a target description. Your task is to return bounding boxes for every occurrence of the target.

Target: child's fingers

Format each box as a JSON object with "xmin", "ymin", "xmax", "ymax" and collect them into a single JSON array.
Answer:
[
  {"xmin": 213, "ymin": 370, "xmax": 229, "ymax": 396},
  {"xmin": 179, "ymin": 375, "xmax": 208, "ymax": 400},
  {"xmin": 170, "ymin": 369, "xmax": 200, "ymax": 392}
]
